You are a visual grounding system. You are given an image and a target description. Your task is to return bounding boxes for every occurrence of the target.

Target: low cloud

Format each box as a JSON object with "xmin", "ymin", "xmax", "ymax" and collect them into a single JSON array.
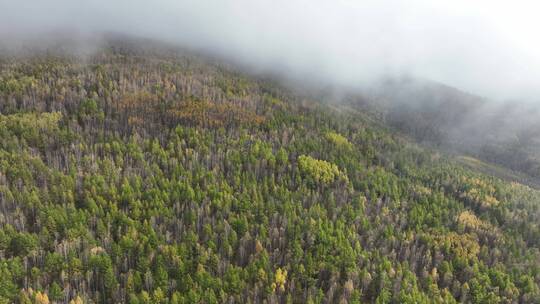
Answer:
[{"xmin": 1, "ymin": 0, "xmax": 540, "ymax": 101}]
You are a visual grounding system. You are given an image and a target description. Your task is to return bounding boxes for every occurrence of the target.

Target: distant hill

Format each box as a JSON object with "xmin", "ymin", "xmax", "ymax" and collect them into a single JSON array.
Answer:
[{"xmin": 342, "ymin": 76, "xmax": 540, "ymax": 185}]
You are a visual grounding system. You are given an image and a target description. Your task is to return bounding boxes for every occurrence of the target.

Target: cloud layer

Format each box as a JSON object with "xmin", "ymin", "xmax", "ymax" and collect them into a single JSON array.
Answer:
[{"xmin": 1, "ymin": 0, "xmax": 540, "ymax": 100}]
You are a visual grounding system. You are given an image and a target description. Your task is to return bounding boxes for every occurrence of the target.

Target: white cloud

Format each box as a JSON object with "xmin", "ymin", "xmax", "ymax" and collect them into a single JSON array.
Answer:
[{"xmin": 1, "ymin": 0, "xmax": 540, "ymax": 100}]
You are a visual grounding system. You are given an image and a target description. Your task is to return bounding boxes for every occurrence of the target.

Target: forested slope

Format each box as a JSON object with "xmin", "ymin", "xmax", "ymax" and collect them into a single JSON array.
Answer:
[
  {"xmin": 0, "ymin": 40, "xmax": 539, "ymax": 303},
  {"xmin": 357, "ymin": 77, "xmax": 540, "ymax": 183}
]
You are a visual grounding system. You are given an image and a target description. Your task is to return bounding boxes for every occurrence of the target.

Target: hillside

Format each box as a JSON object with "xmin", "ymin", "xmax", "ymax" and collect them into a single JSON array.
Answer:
[
  {"xmin": 0, "ymin": 39, "xmax": 539, "ymax": 304},
  {"xmin": 349, "ymin": 77, "xmax": 540, "ymax": 183}
]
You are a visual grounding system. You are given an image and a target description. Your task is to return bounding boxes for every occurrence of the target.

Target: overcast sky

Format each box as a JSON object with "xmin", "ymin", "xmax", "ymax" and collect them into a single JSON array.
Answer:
[{"xmin": 1, "ymin": 0, "xmax": 540, "ymax": 101}]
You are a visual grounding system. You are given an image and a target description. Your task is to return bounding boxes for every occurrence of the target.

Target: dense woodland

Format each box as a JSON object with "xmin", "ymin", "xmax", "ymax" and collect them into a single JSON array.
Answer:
[{"xmin": 0, "ymin": 40, "xmax": 539, "ymax": 303}]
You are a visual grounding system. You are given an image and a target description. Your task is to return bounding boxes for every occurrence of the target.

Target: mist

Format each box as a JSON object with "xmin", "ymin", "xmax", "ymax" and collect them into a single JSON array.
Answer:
[{"xmin": 1, "ymin": 0, "xmax": 540, "ymax": 101}]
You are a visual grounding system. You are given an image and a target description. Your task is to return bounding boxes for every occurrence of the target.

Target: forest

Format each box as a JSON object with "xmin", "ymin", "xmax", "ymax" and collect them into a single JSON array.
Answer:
[{"xmin": 0, "ymin": 39, "xmax": 539, "ymax": 303}]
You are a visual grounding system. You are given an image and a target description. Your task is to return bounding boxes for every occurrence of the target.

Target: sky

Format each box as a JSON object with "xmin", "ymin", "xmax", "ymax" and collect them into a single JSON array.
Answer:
[{"xmin": 1, "ymin": 0, "xmax": 540, "ymax": 101}]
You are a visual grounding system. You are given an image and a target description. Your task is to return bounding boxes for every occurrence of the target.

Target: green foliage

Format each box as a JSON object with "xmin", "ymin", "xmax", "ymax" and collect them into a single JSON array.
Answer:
[
  {"xmin": 78, "ymin": 98, "xmax": 105, "ymax": 123},
  {"xmin": 0, "ymin": 43, "xmax": 538, "ymax": 304},
  {"xmin": 298, "ymin": 155, "xmax": 344, "ymax": 185},
  {"xmin": 325, "ymin": 131, "xmax": 352, "ymax": 149}
]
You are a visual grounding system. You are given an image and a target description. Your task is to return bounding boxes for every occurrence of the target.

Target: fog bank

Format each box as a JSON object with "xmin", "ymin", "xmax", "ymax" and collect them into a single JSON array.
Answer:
[{"xmin": 1, "ymin": 0, "xmax": 540, "ymax": 101}]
